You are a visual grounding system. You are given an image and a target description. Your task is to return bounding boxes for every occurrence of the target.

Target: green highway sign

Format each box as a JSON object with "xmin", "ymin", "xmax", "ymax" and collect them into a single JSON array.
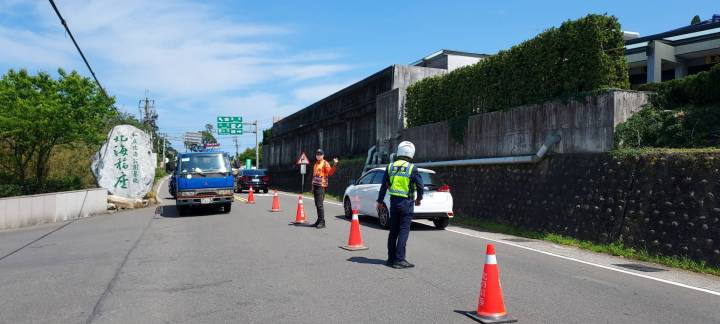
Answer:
[{"xmin": 217, "ymin": 116, "xmax": 243, "ymax": 135}]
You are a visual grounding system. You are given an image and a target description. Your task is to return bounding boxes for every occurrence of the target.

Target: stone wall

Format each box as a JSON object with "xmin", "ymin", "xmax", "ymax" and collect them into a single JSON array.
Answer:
[
  {"xmin": 402, "ymin": 90, "xmax": 649, "ymax": 162},
  {"xmin": 433, "ymin": 152, "xmax": 720, "ymax": 266}
]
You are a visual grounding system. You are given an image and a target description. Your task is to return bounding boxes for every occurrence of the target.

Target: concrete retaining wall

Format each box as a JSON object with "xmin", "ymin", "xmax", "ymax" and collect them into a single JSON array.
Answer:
[
  {"xmin": 403, "ymin": 90, "xmax": 649, "ymax": 162},
  {"xmin": 0, "ymin": 188, "xmax": 107, "ymax": 230}
]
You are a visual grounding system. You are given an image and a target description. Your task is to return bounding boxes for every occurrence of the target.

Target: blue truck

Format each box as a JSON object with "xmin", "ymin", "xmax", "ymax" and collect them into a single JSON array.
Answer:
[{"xmin": 173, "ymin": 151, "xmax": 235, "ymax": 214}]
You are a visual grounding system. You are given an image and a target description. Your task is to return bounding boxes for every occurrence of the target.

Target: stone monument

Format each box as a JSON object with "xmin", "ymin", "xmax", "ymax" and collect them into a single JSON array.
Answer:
[{"xmin": 92, "ymin": 125, "xmax": 156, "ymax": 199}]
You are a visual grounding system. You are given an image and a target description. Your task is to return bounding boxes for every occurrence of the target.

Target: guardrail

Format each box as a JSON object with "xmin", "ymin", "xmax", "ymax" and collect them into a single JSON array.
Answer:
[{"xmin": 0, "ymin": 188, "xmax": 108, "ymax": 231}]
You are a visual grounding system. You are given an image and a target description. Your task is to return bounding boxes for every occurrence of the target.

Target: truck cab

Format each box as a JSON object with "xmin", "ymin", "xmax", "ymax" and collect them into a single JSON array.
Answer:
[{"xmin": 174, "ymin": 152, "xmax": 234, "ymax": 214}]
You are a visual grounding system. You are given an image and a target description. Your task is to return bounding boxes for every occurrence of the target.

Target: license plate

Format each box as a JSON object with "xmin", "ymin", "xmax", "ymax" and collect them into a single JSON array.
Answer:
[
  {"xmin": 252, "ymin": 179, "xmax": 260, "ymax": 182},
  {"xmin": 200, "ymin": 198, "xmax": 212, "ymax": 204}
]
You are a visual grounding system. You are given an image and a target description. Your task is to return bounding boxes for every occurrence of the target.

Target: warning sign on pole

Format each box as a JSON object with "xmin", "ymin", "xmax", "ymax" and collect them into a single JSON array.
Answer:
[{"xmin": 296, "ymin": 152, "xmax": 310, "ymax": 165}]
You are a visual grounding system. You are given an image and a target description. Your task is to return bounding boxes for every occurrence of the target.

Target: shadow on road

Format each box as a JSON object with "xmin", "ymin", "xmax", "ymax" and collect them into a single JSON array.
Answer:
[
  {"xmin": 347, "ymin": 256, "xmax": 386, "ymax": 265},
  {"xmin": 154, "ymin": 205, "xmax": 225, "ymax": 218},
  {"xmin": 333, "ymin": 215, "xmax": 438, "ymax": 231}
]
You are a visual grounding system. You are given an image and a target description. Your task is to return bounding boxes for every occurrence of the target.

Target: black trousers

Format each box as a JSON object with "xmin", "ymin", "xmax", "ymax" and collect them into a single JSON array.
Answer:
[
  {"xmin": 388, "ymin": 197, "xmax": 414, "ymax": 263},
  {"xmin": 312, "ymin": 185, "xmax": 326, "ymax": 223}
]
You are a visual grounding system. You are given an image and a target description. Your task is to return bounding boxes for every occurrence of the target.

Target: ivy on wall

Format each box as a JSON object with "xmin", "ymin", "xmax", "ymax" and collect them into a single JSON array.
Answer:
[{"xmin": 406, "ymin": 14, "xmax": 629, "ymax": 128}]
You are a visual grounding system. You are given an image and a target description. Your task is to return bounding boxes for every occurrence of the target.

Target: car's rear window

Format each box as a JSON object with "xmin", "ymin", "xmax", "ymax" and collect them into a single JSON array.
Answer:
[
  {"xmin": 242, "ymin": 169, "xmax": 266, "ymax": 176},
  {"xmin": 420, "ymin": 172, "xmax": 442, "ymax": 189}
]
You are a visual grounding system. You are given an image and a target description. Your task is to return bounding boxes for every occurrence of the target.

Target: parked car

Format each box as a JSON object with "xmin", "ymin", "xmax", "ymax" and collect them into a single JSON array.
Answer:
[
  {"xmin": 343, "ymin": 167, "xmax": 454, "ymax": 229},
  {"xmin": 236, "ymin": 169, "xmax": 269, "ymax": 193}
]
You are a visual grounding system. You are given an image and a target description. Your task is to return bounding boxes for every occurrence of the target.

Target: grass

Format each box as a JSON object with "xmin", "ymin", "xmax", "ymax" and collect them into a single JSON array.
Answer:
[
  {"xmin": 452, "ymin": 215, "xmax": 720, "ymax": 277},
  {"xmin": 610, "ymin": 147, "xmax": 720, "ymax": 158}
]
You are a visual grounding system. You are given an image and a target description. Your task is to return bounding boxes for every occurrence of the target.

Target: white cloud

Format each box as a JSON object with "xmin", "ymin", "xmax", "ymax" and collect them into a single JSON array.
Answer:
[
  {"xmin": 0, "ymin": 0, "xmax": 358, "ymax": 150},
  {"xmin": 0, "ymin": 0, "xmax": 352, "ymax": 97}
]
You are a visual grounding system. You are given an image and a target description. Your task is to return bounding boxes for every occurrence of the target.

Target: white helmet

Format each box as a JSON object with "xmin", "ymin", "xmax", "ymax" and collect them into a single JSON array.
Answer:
[{"xmin": 396, "ymin": 141, "xmax": 415, "ymax": 159}]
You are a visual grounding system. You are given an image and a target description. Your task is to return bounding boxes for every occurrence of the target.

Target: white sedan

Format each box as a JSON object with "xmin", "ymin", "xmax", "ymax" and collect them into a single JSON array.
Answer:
[{"xmin": 343, "ymin": 167, "xmax": 454, "ymax": 229}]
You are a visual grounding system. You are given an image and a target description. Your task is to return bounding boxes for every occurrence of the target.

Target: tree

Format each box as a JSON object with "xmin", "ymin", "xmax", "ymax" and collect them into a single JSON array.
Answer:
[
  {"xmin": 691, "ymin": 15, "xmax": 701, "ymax": 25},
  {"xmin": 0, "ymin": 69, "xmax": 115, "ymax": 194},
  {"xmin": 202, "ymin": 123, "xmax": 217, "ymax": 145}
]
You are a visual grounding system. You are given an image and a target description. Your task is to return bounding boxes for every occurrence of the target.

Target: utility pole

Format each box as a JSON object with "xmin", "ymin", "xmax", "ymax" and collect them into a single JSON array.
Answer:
[
  {"xmin": 255, "ymin": 120, "xmax": 259, "ymax": 169},
  {"xmin": 138, "ymin": 90, "xmax": 157, "ymax": 152},
  {"xmin": 234, "ymin": 136, "xmax": 239, "ymax": 161}
]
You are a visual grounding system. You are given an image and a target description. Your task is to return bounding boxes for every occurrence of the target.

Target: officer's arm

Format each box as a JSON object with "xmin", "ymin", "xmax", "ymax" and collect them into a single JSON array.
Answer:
[
  {"xmin": 413, "ymin": 168, "xmax": 424, "ymax": 201},
  {"xmin": 376, "ymin": 171, "xmax": 389, "ymax": 203}
]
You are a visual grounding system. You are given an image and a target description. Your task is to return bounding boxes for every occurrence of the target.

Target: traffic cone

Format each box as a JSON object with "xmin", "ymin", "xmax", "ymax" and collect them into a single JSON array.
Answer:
[
  {"xmin": 464, "ymin": 244, "xmax": 517, "ymax": 323},
  {"xmin": 247, "ymin": 186, "xmax": 255, "ymax": 204},
  {"xmin": 292, "ymin": 195, "xmax": 307, "ymax": 224},
  {"xmin": 270, "ymin": 190, "xmax": 280, "ymax": 212},
  {"xmin": 340, "ymin": 209, "xmax": 368, "ymax": 251}
]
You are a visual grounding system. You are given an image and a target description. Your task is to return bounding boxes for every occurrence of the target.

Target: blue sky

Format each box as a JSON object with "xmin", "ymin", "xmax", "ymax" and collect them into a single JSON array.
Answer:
[{"xmin": 1, "ymin": 1, "xmax": 718, "ymax": 151}]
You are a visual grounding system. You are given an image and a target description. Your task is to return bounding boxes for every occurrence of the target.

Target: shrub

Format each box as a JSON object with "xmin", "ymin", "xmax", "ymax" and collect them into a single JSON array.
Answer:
[{"xmin": 406, "ymin": 14, "xmax": 629, "ymax": 127}]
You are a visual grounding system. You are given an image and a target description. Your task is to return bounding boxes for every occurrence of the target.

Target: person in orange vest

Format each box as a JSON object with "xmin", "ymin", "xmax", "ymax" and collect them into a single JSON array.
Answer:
[{"xmin": 311, "ymin": 149, "xmax": 338, "ymax": 229}]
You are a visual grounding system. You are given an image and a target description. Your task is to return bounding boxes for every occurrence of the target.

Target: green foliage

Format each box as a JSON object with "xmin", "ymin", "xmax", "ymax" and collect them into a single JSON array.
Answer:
[
  {"xmin": 406, "ymin": 14, "xmax": 629, "ymax": 127},
  {"xmin": 691, "ymin": 15, "xmax": 702, "ymax": 25},
  {"xmin": 615, "ymin": 64, "xmax": 720, "ymax": 149},
  {"xmin": 0, "ymin": 69, "xmax": 116, "ymax": 195}
]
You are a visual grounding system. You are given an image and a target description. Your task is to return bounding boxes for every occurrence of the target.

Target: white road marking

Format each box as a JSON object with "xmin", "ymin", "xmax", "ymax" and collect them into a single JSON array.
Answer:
[
  {"xmin": 445, "ymin": 227, "xmax": 720, "ymax": 297},
  {"xmin": 156, "ymin": 176, "xmax": 168, "ymax": 198},
  {"xmin": 275, "ymin": 190, "xmax": 720, "ymax": 296},
  {"xmin": 277, "ymin": 191, "xmax": 342, "ymax": 206}
]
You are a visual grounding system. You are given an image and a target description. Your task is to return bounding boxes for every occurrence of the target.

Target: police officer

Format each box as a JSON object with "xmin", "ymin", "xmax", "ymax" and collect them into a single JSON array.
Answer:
[
  {"xmin": 311, "ymin": 149, "xmax": 338, "ymax": 229},
  {"xmin": 376, "ymin": 141, "xmax": 423, "ymax": 269}
]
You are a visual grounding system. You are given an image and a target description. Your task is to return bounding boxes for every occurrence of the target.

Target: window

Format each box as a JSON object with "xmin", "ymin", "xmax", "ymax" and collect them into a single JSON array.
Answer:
[
  {"xmin": 357, "ymin": 172, "xmax": 375, "ymax": 185},
  {"xmin": 420, "ymin": 172, "xmax": 443, "ymax": 190},
  {"xmin": 370, "ymin": 171, "xmax": 385, "ymax": 184},
  {"xmin": 180, "ymin": 154, "xmax": 230, "ymax": 173}
]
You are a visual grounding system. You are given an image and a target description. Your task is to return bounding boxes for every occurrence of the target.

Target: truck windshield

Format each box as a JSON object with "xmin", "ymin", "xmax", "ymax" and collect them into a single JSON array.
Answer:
[{"xmin": 180, "ymin": 154, "xmax": 229, "ymax": 173}]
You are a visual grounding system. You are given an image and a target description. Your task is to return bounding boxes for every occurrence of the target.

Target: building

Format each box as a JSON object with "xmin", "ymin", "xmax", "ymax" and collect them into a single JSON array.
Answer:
[
  {"xmin": 264, "ymin": 50, "xmax": 486, "ymax": 168},
  {"xmin": 626, "ymin": 15, "xmax": 720, "ymax": 85}
]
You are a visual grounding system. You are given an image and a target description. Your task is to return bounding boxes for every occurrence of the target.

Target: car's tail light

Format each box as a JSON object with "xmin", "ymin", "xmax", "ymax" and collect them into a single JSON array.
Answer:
[
  {"xmin": 447, "ymin": 211, "xmax": 454, "ymax": 218},
  {"xmin": 262, "ymin": 176, "xmax": 270, "ymax": 182},
  {"xmin": 437, "ymin": 185, "xmax": 451, "ymax": 192},
  {"xmin": 241, "ymin": 176, "xmax": 251, "ymax": 181}
]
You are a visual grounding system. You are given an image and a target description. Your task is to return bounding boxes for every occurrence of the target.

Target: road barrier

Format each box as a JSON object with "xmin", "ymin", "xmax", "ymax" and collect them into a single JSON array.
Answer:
[
  {"xmin": 464, "ymin": 244, "xmax": 517, "ymax": 323},
  {"xmin": 247, "ymin": 186, "xmax": 255, "ymax": 204},
  {"xmin": 340, "ymin": 209, "xmax": 368, "ymax": 251},
  {"xmin": 0, "ymin": 188, "xmax": 107, "ymax": 231},
  {"xmin": 270, "ymin": 190, "xmax": 281, "ymax": 212},
  {"xmin": 292, "ymin": 195, "xmax": 307, "ymax": 224}
]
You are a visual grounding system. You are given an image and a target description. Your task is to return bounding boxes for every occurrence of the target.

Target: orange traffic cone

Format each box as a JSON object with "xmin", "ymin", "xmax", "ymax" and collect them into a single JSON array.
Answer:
[
  {"xmin": 292, "ymin": 195, "xmax": 307, "ymax": 224},
  {"xmin": 270, "ymin": 190, "xmax": 280, "ymax": 212},
  {"xmin": 340, "ymin": 209, "xmax": 368, "ymax": 251},
  {"xmin": 247, "ymin": 186, "xmax": 255, "ymax": 204},
  {"xmin": 465, "ymin": 244, "xmax": 517, "ymax": 323}
]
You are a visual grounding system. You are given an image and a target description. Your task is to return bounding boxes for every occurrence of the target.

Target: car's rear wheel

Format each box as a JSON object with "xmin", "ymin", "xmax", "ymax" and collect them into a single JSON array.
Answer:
[
  {"xmin": 377, "ymin": 204, "xmax": 390, "ymax": 229},
  {"xmin": 263, "ymin": 188, "xmax": 268, "ymax": 194},
  {"xmin": 343, "ymin": 197, "xmax": 352, "ymax": 219},
  {"xmin": 433, "ymin": 218, "xmax": 449, "ymax": 230}
]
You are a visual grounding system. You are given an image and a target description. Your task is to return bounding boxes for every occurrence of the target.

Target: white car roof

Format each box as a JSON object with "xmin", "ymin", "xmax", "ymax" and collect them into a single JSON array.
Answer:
[{"xmin": 370, "ymin": 167, "xmax": 435, "ymax": 174}]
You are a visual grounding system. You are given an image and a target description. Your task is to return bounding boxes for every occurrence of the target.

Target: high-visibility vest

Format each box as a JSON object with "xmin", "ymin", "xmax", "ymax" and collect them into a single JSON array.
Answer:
[{"xmin": 387, "ymin": 160, "xmax": 414, "ymax": 198}]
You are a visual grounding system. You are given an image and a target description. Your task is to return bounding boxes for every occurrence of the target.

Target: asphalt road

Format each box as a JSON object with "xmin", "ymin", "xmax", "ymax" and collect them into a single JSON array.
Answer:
[{"xmin": 1, "ymin": 179, "xmax": 719, "ymax": 323}]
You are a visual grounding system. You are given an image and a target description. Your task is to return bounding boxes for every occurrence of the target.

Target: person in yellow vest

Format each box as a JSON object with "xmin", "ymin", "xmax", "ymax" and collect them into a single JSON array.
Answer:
[
  {"xmin": 311, "ymin": 149, "xmax": 338, "ymax": 229},
  {"xmin": 376, "ymin": 141, "xmax": 424, "ymax": 269}
]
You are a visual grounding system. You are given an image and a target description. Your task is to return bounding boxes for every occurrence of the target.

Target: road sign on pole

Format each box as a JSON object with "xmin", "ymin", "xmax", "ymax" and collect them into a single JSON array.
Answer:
[
  {"xmin": 217, "ymin": 116, "xmax": 243, "ymax": 135},
  {"xmin": 245, "ymin": 159, "xmax": 252, "ymax": 170},
  {"xmin": 297, "ymin": 152, "xmax": 310, "ymax": 193}
]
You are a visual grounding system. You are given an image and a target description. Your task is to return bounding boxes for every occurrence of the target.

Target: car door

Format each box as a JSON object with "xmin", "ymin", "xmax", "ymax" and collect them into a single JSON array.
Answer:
[
  {"xmin": 352, "ymin": 171, "xmax": 376, "ymax": 214},
  {"xmin": 362, "ymin": 171, "xmax": 385, "ymax": 217}
]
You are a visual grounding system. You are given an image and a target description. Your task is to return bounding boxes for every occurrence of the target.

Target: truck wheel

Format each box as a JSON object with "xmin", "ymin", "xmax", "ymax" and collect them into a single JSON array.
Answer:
[
  {"xmin": 433, "ymin": 218, "xmax": 449, "ymax": 230},
  {"xmin": 222, "ymin": 204, "xmax": 232, "ymax": 213},
  {"xmin": 377, "ymin": 204, "xmax": 390, "ymax": 229}
]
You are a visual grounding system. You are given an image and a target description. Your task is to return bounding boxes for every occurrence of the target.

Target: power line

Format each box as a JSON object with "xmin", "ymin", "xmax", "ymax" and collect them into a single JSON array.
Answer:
[{"xmin": 48, "ymin": 0, "xmax": 116, "ymax": 112}]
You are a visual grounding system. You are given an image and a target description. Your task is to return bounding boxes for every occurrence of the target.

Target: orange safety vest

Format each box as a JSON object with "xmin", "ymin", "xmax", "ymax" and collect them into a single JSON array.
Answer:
[{"xmin": 312, "ymin": 160, "xmax": 336, "ymax": 188}]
